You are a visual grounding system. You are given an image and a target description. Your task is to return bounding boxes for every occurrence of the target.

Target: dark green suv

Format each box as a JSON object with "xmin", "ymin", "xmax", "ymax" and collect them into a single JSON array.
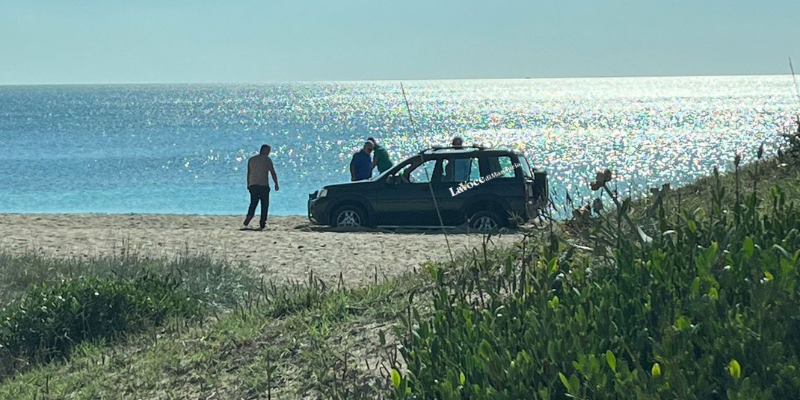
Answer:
[{"xmin": 307, "ymin": 145, "xmax": 548, "ymax": 231}]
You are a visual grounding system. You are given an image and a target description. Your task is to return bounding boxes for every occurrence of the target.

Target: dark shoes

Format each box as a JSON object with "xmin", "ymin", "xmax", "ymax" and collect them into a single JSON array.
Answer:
[{"xmin": 244, "ymin": 212, "xmax": 268, "ymax": 230}]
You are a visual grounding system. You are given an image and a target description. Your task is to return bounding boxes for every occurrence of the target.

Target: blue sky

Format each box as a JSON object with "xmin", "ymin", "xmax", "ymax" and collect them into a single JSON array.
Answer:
[{"xmin": 1, "ymin": 0, "xmax": 798, "ymax": 84}]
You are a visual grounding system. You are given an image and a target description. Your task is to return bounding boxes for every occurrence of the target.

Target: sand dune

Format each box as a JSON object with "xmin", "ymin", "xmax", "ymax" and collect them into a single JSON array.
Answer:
[{"xmin": 0, "ymin": 214, "xmax": 523, "ymax": 286}]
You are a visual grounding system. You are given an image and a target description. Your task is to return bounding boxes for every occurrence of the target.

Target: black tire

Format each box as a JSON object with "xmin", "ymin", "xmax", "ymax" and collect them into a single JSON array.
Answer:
[
  {"xmin": 468, "ymin": 210, "xmax": 504, "ymax": 232},
  {"xmin": 332, "ymin": 205, "xmax": 368, "ymax": 228}
]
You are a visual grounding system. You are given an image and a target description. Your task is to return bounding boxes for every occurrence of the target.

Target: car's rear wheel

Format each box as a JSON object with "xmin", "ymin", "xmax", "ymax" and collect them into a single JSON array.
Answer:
[
  {"xmin": 468, "ymin": 211, "xmax": 504, "ymax": 232},
  {"xmin": 332, "ymin": 205, "xmax": 368, "ymax": 228}
]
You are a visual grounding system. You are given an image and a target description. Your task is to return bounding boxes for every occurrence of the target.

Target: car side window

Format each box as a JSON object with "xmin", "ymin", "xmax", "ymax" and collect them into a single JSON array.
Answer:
[
  {"xmin": 467, "ymin": 158, "xmax": 481, "ymax": 181},
  {"xmin": 443, "ymin": 157, "xmax": 479, "ymax": 183},
  {"xmin": 487, "ymin": 156, "xmax": 517, "ymax": 178},
  {"xmin": 406, "ymin": 159, "xmax": 438, "ymax": 183}
]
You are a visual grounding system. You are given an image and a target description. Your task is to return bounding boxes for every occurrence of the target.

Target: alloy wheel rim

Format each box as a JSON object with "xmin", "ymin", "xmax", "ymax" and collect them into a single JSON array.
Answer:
[
  {"xmin": 336, "ymin": 210, "xmax": 361, "ymax": 227},
  {"xmin": 473, "ymin": 216, "xmax": 498, "ymax": 231}
]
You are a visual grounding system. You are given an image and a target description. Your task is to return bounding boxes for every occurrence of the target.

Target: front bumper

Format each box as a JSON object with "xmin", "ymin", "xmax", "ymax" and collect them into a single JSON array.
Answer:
[{"xmin": 307, "ymin": 192, "xmax": 330, "ymax": 225}]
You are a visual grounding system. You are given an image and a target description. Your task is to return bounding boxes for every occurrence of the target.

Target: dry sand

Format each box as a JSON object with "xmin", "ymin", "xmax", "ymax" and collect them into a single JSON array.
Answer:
[{"xmin": 0, "ymin": 213, "xmax": 523, "ymax": 286}]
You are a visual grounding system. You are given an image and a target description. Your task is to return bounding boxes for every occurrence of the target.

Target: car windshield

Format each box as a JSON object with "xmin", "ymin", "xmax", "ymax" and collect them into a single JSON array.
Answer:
[
  {"xmin": 371, "ymin": 154, "xmax": 426, "ymax": 181},
  {"xmin": 369, "ymin": 166, "xmax": 395, "ymax": 181}
]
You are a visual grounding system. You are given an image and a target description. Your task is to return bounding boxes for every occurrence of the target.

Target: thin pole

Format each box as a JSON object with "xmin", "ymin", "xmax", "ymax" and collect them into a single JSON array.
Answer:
[
  {"xmin": 400, "ymin": 82, "xmax": 454, "ymax": 262},
  {"xmin": 791, "ymin": 57, "xmax": 800, "ymax": 103}
]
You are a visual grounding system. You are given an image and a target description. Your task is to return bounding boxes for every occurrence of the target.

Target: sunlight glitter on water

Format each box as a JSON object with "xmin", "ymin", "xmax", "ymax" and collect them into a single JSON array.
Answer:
[{"xmin": 0, "ymin": 76, "xmax": 797, "ymax": 216}]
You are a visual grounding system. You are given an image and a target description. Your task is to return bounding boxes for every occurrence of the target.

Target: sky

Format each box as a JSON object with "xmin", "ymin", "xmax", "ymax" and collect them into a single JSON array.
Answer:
[{"xmin": 1, "ymin": 0, "xmax": 799, "ymax": 84}]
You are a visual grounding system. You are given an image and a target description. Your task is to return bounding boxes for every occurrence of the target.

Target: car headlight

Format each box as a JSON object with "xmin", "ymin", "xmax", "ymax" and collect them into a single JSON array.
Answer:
[{"xmin": 318, "ymin": 189, "xmax": 328, "ymax": 198}]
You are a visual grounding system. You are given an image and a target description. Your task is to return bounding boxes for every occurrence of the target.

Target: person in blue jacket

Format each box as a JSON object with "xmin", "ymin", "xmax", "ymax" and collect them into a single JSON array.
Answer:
[{"xmin": 349, "ymin": 141, "xmax": 374, "ymax": 181}]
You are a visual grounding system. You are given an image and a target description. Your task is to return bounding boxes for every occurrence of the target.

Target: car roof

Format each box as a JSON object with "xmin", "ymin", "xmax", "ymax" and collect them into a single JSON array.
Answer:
[{"xmin": 418, "ymin": 145, "xmax": 524, "ymax": 157}]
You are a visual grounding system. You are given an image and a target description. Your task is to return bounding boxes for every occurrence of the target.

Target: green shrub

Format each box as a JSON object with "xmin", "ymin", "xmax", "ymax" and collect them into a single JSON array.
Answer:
[
  {"xmin": 390, "ymin": 161, "xmax": 800, "ymax": 399},
  {"xmin": 778, "ymin": 116, "xmax": 800, "ymax": 164},
  {"xmin": 0, "ymin": 274, "xmax": 203, "ymax": 378},
  {"xmin": 0, "ymin": 253, "xmax": 254, "ymax": 310}
]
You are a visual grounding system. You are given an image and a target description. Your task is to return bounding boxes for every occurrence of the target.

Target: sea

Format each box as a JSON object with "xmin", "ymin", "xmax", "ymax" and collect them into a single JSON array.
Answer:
[{"xmin": 1, "ymin": 75, "xmax": 798, "ymax": 219}]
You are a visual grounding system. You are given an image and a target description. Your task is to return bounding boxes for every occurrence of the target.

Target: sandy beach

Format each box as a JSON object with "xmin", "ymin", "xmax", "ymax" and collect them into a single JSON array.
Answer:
[{"xmin": 0, "ymin": 213, "xmax": 524, "ymax": 286}]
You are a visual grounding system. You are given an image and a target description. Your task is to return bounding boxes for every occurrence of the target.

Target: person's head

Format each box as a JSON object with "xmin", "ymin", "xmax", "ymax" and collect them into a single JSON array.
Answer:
[
  {"xmin": 452, "ymin": 136, "xmax": 464, "ymax": 149},
  {"xmin": 363, "ymin": 141, "xmax": 374, "ymax": 153},
  {"xmin": 260, "ymin": 144, "xmax": 271, "ymax": 155}
]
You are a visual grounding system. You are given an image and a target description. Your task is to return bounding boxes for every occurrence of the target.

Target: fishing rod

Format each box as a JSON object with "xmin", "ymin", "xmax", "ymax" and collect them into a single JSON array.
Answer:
[
  {"xmin": 399, "ymin": 82, "xmax": 454, "ymax": 262},
  {"xmin": 789, "ymin": 57, "xmax": 800, "ymax": 152},
  {"xmin": 790, "ymin": 57, "xmax": 800, "ymax": 104}
]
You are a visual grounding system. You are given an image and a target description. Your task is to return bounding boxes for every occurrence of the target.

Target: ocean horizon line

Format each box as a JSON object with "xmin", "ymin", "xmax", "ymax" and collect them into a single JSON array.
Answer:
[{"xmin": 0, "ymin": 72, "xmax": 793, "ymax": 88}]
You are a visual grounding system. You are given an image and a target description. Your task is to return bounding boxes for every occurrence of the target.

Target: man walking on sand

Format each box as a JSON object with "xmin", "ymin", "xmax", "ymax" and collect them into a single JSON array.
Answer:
[{"xmin": 244, "ymin": 144, "xmax": 279, "ymax": 230}]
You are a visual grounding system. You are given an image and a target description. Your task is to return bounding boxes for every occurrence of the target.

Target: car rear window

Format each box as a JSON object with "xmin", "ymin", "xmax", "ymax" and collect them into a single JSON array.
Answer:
[{"xmin": 519, "ymin": 155, "xmax": 533, "ymax": 178}]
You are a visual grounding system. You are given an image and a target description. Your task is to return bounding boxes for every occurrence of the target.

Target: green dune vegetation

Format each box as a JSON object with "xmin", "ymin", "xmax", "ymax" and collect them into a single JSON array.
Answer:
[{"xmin": 2, "ymin": 121, "xmax": 800, "ymax": 399}]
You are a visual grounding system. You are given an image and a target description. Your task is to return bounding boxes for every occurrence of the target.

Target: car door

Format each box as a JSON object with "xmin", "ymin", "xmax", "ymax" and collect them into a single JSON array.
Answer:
[
  {"xmin": 373, "ymin": 157, "xmax": 439, "ymax": 226},
  {"xmin": 438, "ymin": 155, "xmax": 482, "ymax": 225},
  {"xmin": 480, "ymin": 154, "xmax": 525, "ymax": 219}
]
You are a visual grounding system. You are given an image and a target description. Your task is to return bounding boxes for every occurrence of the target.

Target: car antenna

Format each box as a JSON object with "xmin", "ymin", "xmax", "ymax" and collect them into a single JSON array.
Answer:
[{"xmin": 400, "ymin": 82, "xmax": 454, "ymax": 262}]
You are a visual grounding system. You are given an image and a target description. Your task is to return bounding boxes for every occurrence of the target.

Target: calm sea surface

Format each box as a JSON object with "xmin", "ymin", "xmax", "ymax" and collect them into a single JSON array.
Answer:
[{"xmin": 1, "ymin": 76, "xmax": 798, "ymax": 218}]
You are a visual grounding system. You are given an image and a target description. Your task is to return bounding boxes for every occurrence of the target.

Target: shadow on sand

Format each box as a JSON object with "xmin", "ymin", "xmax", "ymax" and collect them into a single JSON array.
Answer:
[
  {"xmin": 289, "ymin": 222, "xmax": 542, "ymax": 235},
  {"xmin": 238, "ymin": 227, "xmax": 265, "ymax": 232}
]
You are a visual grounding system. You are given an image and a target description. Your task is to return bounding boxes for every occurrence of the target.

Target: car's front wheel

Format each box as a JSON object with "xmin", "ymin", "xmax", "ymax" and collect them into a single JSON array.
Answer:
[
  {"xmin": 468, "ymin": 211, "xmax": 504, "ymax": 232},
  {"xmin": 332, "ymin": 205, "xmax": 368, "ymax": 228}
]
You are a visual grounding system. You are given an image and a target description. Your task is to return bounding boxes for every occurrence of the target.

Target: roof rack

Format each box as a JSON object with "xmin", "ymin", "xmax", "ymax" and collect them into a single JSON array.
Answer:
[{"xmin": 419, "ymin": 144, "xmax": 488, "ymax": 154}]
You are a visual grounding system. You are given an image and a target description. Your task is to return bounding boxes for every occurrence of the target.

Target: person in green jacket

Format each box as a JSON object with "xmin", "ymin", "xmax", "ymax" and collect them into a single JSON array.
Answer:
[{"xmin": 368, "ymin": 137, "xmax": 393, "ymax": 173}]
